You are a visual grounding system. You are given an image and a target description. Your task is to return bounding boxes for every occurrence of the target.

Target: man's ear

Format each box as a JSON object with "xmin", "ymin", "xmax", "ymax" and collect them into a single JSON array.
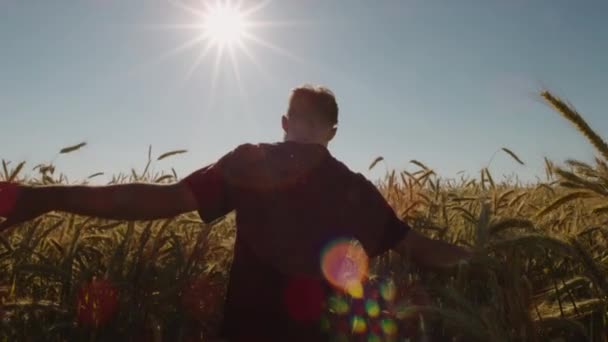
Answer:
[
  {"xmin": 281, "ymin": 115, "xmax": 288, "ymax": 133},
  {"xmin": 327, "ymin": 127, "xmax": 337, "ymax": 142}
]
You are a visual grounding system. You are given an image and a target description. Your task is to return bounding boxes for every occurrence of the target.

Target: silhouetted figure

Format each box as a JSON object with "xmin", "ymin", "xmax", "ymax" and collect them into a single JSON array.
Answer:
[{"xmin": 0, "ymin": 85, "xmax": 471, "ymax": 341}]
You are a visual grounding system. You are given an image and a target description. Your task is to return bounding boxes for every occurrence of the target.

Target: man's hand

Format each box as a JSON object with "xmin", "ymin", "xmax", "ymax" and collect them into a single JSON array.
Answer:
[
  {"xmin": 0, "ymin": 181, "xmax": 199, "ymax": 232},
  {"xmin": 392, "ymin": 229, "xmax": 473, "ymax": 269}
]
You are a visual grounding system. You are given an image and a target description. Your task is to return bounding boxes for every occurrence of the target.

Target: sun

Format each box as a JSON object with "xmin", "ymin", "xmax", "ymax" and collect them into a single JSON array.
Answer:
[
  {"xmin": 203, "ymin": 3, "xmax": 247, "ymax": 47},
  {"xmin": 152, "ymin": 0, "xmax": 302, "ymax": 90}
]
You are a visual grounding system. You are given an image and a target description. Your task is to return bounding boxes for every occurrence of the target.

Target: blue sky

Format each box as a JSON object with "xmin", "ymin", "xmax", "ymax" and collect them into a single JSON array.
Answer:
[{"xmin": 1, "ymin": 0, "xmax": 607, "ymax": 184}]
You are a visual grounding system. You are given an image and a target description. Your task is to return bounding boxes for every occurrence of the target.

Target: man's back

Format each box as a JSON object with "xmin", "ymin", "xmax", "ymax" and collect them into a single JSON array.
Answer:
[
  {"xmin": 0, "ymin": 84, "xmax": 471, "ymax": 342},
  {"xmin": 184, "ymin": 141, "xmax": 409, "ymax": 341}
]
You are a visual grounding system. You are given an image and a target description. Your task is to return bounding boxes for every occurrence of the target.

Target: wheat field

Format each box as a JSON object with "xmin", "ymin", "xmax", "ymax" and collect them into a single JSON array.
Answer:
[{"xmin": 1, "ymin": 91, "xmax": 607, "ymax": 341}]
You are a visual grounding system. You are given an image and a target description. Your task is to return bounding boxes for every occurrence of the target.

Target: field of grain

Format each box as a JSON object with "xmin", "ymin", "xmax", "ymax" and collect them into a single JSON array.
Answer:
[{"xmin": 1, "ymin": 91, "xmax": 607, "ymax": 341}]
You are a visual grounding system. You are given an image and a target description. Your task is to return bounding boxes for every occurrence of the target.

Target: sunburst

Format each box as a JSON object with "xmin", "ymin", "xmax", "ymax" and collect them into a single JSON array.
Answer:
[
  {"xmin": 158, "ymin": 0, "xmax": 302, "ymax": 90},
  {"xmin": 202, "ymin": 3, "xmax": 246, "ymax": 47}
]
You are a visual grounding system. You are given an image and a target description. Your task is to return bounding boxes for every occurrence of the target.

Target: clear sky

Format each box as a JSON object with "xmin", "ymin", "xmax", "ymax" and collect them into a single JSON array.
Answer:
[{"xmin": 1, "ymin": 0, "xmax": 607, "ymax": 184}]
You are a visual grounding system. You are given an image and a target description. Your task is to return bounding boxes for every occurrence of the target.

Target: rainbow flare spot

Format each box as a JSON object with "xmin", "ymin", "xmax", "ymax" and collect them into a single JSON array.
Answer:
[
  {"xmin": 351, "ymin": 316, "xmax": 367, "ymax": 334},
  {"xmin": 380, "ymin": 279, "xmax": 397, "ymax": 302},
  {"xmin": 381, "ymin": 318, "xmax": 398, "ymax": 336},
  {"xmin": 367, "ymin": 333, "xmax": 382, "ymax": 342},
  {"xmin": 365, "ymin": 299, "xmax": 380, "ymax": 318},
  {"xmin": 328, "ymin": 295, "xmax": 350, "ymax": 315},
  {"xmin": 321, "ymin": 238, "xmax": 369, "ymax": 295},
  {"xmin": 345, "ymin": 280, "xmax": 364, "ymax": 299}
]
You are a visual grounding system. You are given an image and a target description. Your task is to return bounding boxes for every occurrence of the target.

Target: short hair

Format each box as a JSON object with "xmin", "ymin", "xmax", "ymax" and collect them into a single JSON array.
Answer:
[{"xmin": 287, "ymin": 84, "xmax": 339, "ymax": 126}]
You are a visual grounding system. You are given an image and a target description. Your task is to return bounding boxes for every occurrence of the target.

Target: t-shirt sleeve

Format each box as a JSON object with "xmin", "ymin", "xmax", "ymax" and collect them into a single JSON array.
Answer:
[
  {"xmin": 182, "ymin": 148, "xmax": 238, "ymax": 223},
  {"xmin": 347, "ymin": 174, "xmax": 410, "ymax": 258}
]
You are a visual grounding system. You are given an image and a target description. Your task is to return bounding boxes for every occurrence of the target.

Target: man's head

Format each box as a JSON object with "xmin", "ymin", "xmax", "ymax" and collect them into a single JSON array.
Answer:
[{"xmin": 282, "ymin": 84, "xmax": 338, "ymax": 147}]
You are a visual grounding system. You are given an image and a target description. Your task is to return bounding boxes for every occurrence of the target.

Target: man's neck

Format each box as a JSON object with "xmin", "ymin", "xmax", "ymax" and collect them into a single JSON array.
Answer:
[{"xmin": 283, "ymin": 137, "xmax": 328, "ymax": 148}]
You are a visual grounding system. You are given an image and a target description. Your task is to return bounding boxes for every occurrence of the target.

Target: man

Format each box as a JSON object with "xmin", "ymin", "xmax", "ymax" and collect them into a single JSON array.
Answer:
[{"xmin": 0, "ymin": 85, "xmax": 471, "ymax": 341}]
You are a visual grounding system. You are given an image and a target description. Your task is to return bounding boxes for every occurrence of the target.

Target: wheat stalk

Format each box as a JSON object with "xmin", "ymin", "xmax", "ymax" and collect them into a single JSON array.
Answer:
[{"xmin": 541, "ymin": 90, "xmax": 608, "ymax": 161}]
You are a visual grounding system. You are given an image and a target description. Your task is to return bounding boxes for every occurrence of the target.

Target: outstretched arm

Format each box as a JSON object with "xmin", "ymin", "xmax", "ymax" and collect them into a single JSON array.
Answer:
[
  {"xmin": 346, "ymin": 173, "xmax": 471, "ymax": 269},
  {"xmin": 0, "ymin": 181, "xmax": 198, "ymax": 230},
  {"xmin": 392, "ymin": 229, "xmax": 472, "ymax": 269}
]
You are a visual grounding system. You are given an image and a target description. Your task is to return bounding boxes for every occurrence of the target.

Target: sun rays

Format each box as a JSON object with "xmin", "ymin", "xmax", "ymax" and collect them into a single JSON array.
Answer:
[{"xmin": 155, "ymin": 0, "xmax": 302, "ymax": 90}]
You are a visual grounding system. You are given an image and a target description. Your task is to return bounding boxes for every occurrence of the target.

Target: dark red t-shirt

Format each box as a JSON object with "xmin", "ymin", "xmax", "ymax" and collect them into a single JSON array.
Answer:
[{"xmin": 184, "ymin": 141, "xmax": 409, "ymax": 341}]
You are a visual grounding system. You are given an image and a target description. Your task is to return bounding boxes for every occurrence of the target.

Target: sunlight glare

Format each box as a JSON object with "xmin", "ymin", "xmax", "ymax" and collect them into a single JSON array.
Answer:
[
  {"xmin": 203, "ymin": 4, "xmax": 246, "ymax": 47},
  {"xmin": 157, "ymin": 0, "xmax": 304, "ymax": 90}
]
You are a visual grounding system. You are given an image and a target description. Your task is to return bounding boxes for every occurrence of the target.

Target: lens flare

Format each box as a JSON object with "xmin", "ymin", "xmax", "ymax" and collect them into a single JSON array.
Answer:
[
  {"xmin": 380, "ymin": 279, "xmax": 397, "ymax": 302},
  {"xmin": 365, "ymin": 299, "xmax": 380, "ymax": 318},
  {"xmin": 367, "ymin": 333, "xmax": 382, "ymax": 342},
  {"xmin": 351, "ymin": 316, "xmax": 367, "ymax": 334},
  {"xmin": 321, "ymin": 239, "xmax": 369, "ymax": 295},
  {"xmin": 381, "ymin": 318, "xmax": 398, "ymax": 336},
  {"xmin": 328, "ymin": 295, "xmax": 350, "ymax": 315},
  {"xmin": 346, "ymin": 280, "xmax": 364, "ymax": 299},
  {"xmin": 0, "ymin": 182, "xmax": 18, "ymax": 218}
]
